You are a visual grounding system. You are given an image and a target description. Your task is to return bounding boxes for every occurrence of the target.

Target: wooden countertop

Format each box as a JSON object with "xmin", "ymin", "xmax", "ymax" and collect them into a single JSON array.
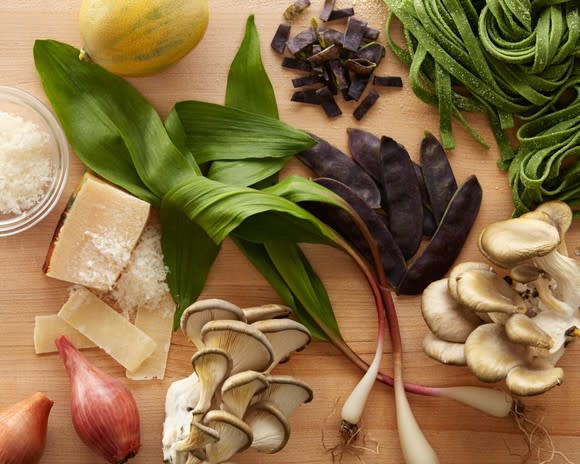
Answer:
[{"xmin": 0, "ymin": 1, "xmax": 578, "ymax": 463}]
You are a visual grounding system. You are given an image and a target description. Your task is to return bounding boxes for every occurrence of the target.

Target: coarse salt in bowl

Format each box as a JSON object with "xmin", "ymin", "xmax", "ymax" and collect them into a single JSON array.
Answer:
[{"xmin": 0, "ymin": 86, "xmax": 69, "ymax": 236}]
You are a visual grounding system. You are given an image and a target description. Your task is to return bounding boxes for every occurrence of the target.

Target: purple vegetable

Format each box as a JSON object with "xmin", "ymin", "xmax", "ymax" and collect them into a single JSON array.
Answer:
[
  {"xmin": 271, "ymin": 24, "xmax": 291, "ymax": 54},
  {"xmin": 287, "ymin": 28, "xmax": 318, "ymax": 54},
  {"xmin": 347, "ymin": 128, "xmax": 381, "ymax": 183},
  {"xmin": 316, "ymin": 86, "xmax": 342, "ymax": 117},
  {"xmin": 373, "ymin": 75, "xmax": 403, "ymax": 87},
  {"xmin": 356, "ymin": 42, "xmax": 385, "ymax": 65},
  {"xmin": 307, "ymin": 44, "xmax": 341, "ymax": 65},
  {"xmin": 343, "ymin": 17, "xmax": 367, "ymax": 52},
  {"xmin": 353, "ymin": 90, "xmax": 380, "ymax": 121},
  {"xmin": 291, "ymin": 89, "xmax": 320, "ymax": 105},
  {"xmin": 319, "ymin": 0, "xmax": 335, "ymax": 21},
  {"xmin": 296, "ymin": 134, "xmax": 381, "ymax": 208},
  {"xmin": 282, "ymin": 57, "xmax": 312, "ymax": 72},
  {"xmin": 283, "ymin": 0, "xmax": 311, "ymax": 20},
  {"xmin": 346, "ymin": 75, "xmax": 369, "ymax": 101},
  {"xmin": 397, "ymin": 176, "xmax": 482, "ymax": 294},
  {"xmin": 420, "ymin": 133, "xmax": 458, "ymax": 224},
  {"xmin": 309, "ymin": 177, "xmax": 406, "ymax": 288},
  {"xmin": 327, "ymin": 8, "xmax": 355, "ymax": 21},
  {"xmin": 292, "ymin": 75, "xmax": 325, "ymax": 88},
  {"xmin": 379, "ymin": 136, "xmax": 423, "ymax": 259}
]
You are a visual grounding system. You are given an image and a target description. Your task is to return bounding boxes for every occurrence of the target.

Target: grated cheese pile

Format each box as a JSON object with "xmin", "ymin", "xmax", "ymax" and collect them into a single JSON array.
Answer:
[
  {"xmin": 0, "ymin": 111, "xmax": 53, "ymax": 215},
  {"xmin": 112, "ymin": 224, "xmax": 171, "ymax": 318}
]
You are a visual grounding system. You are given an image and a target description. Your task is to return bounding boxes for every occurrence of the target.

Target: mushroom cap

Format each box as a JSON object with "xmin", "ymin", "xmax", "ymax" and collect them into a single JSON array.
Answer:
[
  {"xmin": 504, "ymin": 313, "xmax": 553, "ymax": 350},
  {"xmin": 203, "ymin": 410, "xmax": 253, "ymax": 463},
  {"xmin": 201, "ymin": 320, "xmax": 275, "ymax": 374},
  {"xmin": 191, "ymin": 348, "xmax": 233, "ymax": 416},
  {"xmin": 478, "ymin": 217, "xmax": 561, "ymax": 268},
  {"xmin": 242, "ymin": 304, "xmax": 291, "ymax": 323},
  {"xmin": 455, "ymin": 268, "xmax": 526, "ymax": 314},
  {"xmin": 465, "ymin": 323, "xmax": 527, "ymax": 382},
  {"xmin": 181, "ymin": 299, "xmax": 246, "ymax": 349},
  {"xmin": 245, "ymin": 400, "xmax": 290, "ymax": 454},
  {"xmin": 505, "ymin": 366, "xmax": 564, "ymax": 396},
  {"xmin": 448, "ymin": 262, "xmax": 494, "ymax": 301},
  {"xmin": 221, "ymin": 371, "xmax": 269, "ymax": 419},
  {"xmin": 421, "ymin": 279, "xmax": 482, "ymax": 343},
  {"xmin": 535, "ymin": 201, "xmax": 572, "ymax": 241},
  {"xmin": 254, "ymin": 375, "xmax": 313, "ymax": 417},
  {"xmin": 175, "ymin": 421, "xmax": 220, "ymax": 453},
  {"xmin": 510, "ymin": 264, "xmax": 543, "ymax": 283},
  {"xmin": 422, "ymin": 332, "xmax": 466, "ymax": 365},
  {"xmin": 251, "ymin": 319, "xmax": 311, "ymax": 369}
]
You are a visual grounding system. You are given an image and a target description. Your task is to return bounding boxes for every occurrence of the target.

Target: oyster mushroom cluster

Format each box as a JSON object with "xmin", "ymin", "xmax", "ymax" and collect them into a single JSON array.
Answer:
[
  {"xmin": 421, "ymin": 201, "xmax": 580, "ymax": 396},
  {"xmin": 162, "ymin": 299, "xmax": 313, "ymax": 463}
]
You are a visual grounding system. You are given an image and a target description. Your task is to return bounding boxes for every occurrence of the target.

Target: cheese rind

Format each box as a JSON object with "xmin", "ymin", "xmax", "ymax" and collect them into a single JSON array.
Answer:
[
  {"xmin": 127, "ymin": 294, "xmax": 175, "ymax": 380},
  {"xmin": 44, "ymin": 173, "xmax": 150, "ymax": 291},
  {"xmin": 58, "ymin": 286, "xmax": 157, "ymax": 371},
  {"xmin": 34, "ymin": 314, "xmax": 96, "ymax": 354}
]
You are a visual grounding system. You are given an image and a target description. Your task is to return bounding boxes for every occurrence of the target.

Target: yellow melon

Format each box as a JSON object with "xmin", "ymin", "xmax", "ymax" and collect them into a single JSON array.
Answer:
[{"xmin": 79, "ymin": 0, "xmax": 209, "ymax": 77}]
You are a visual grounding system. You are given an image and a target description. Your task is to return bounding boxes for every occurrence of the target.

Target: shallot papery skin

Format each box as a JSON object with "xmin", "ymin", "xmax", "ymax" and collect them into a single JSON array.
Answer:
[
  {"xmin": 55, "ymin": 335, "xmax": 141, "ymax": 464},
  {"xmin": 0, "ymin": 391, "xmax": 53, "ymax": 464}
]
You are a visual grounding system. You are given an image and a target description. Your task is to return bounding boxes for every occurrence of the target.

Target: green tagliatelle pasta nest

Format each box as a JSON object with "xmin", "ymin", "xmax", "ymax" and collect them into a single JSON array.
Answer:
[{"xmin": 384, "ymin": 0, "xmax": 579, "ymax": 218}]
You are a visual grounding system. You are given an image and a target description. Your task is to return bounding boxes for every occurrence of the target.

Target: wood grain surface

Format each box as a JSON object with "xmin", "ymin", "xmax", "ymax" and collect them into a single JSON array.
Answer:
[{"xmin": 0, "ymin": 1, "xmax": 579, "ymax": 463}]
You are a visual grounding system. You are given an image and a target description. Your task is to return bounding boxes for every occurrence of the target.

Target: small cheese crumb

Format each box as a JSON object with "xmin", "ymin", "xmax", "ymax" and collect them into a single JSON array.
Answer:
[
  {"xmin": 0, "ymin": 111, "xmax": 53, "ymax": 215},
  {"xmin": 112, "ymin": 224, "xmax": 171, "ymax": 319}
]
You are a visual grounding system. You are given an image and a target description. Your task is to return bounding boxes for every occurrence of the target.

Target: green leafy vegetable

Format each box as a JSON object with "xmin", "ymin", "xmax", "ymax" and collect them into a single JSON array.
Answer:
[
  {"xmin": 34, "ymin": 39, "xmax": 196, "ymax": 203},
  {"xmin": 173, "ymin": 100, "xmax": 315, "ymax": 165},
  {"xmin": 160, "ymin": 204, "xmax": 221, "ymax": 329}
]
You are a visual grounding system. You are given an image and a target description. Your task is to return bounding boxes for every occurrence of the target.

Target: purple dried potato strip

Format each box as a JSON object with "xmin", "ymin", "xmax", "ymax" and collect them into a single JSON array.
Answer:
[
  {"xmin": 311, "ymin": 177, "xmax": 406, "ymax": 288},
  {"xmin": 316, "ymin": 86, "xmax": 342, "ymax": 117},
  {"xmin": 271, "ymin": 24, "xmax": 292, "ymax": 54},
  {"xmin": 287, "ymin": 28, "xmax": 318, "ymax": 55},
  {"xmin": 420, "ymin": 132, "xmax": 458, "ymax": 224},
  {"xmin": 373, "ymin": 75, "xmax": 403, "ymax": 87},
  {"xmin": 343, "ymin": 17, "xmax": 368, "ymax": 52},
  {"xmin": 296, "ymin": 133, "xmax": 382, "ymax": 208},
  {"xmin": 327, "ymin": 8, "xmax": 355, "ymax": 21},
  {"xmin": 379, "ymin": 136, "xmax": 423, "ymax": 259},
  {"xmin": 319, "ymin": 0, "xmax": 335, "ymax": 21},
  {"xmin": 353, "ymin": 90, "xmax": 380, "ymax": 121},
  {"xmin": 397, "ymin": 175, "xmax": 482, "ymax": 295},
  {"xmin": 307, "ymin": 44, "xmax": 341, "ymax": 65}
]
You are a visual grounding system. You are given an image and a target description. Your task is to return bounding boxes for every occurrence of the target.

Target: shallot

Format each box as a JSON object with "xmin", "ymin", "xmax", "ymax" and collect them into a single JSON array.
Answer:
[{"xmin": 56, "ymin": 335, "xmax": 141, "ymax": 464}]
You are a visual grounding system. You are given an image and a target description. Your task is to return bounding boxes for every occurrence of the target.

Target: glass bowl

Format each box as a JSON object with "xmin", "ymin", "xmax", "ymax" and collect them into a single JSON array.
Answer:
[{"xmin": 0, "ymin": 86, "xmax": 69, "ymax": 237}]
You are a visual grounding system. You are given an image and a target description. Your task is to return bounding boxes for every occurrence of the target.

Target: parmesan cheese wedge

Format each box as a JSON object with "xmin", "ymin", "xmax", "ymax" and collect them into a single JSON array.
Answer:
[
  {"xmin": 58, "ymin": 286, "xmax": 157, "ymax": 371},
  {"xmin": 34, "ymin": 314, "xmax": 96, "ymax": 354},
  {"xmin": 44, "ymin": 173, "xmax": 150, "ymax": 291},
  {"xmin": 127, "ymin": 294, "xmax": 176, "ymax": 380}
]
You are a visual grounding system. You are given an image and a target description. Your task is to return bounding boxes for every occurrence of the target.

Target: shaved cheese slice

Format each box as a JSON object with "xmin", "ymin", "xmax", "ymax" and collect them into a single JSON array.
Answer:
[
  {"xmin": 127, "ymin": 294, "xmax": 176, "ymax": 380},
  {"xmin": 44, "ymin": 173, "xmax": 150, "ymax": 291},
  {"xmin": 34, "ymin": 314, "xmax": 96, "ymax": 354},
  {"xmin": 58, "ymin": 286, "xmax": 157, "ymax": 371}
]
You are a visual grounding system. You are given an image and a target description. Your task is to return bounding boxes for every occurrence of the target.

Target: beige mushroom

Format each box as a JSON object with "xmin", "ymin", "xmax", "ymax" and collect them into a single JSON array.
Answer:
[
  {"xmin": 253, "ymin": 375, "xmax": 313, "ymax": 417},
  {"xmin": 201, "ymin": 320, "xmax": 275, "ymax": 374},
  {"xmin": 455, "ymin": 268, "xmax": 527, "ymax": 314},
  {"xmin": 504, "ymin": 313, "xmax": 553, "ymax": 350},
  {"xmin": 242, "ymin": 304, "xmax": 291, "ymax": 323},
  {"xmin": 448, "ymin": 262, "xmax": 494, "ymax": 301},
  {"xmin": 191, "ymin": 348, "xmax": 233, "ymax": 417},
  {"xmin": 175, "ymin": 421, "xmax": 219, "ymax": 456},
  {"xmin": 535, "ymin": 201, "xmax": 573, "ymax": 255},
  {"xmin": 421, "ymin": 279, "xmax": 482, "ymax": 343},
  {"xmin": 181, "ymin": 299, "xmax": 246, "ymax": 349},
  {"xmin": 251, "ymin": 319, "xmax": 311, "ymax": 370},
  {"xmin": 510, "ymin": 264, "xmax": 542, "ymax": 284},
  {"xmin": 464, "ymin": 323, "xmax": 528, "ymax": 382},
  {"xmin": 478, "ymin": 216, "xmax": 561, "ymax": 268},
  {"xmin": 422, "ymin": 332, "xmax": 466, "ymax": 365},
  {"xmin": 203, "ymin": 410, "xmax": 253, "ymax": 464},
  {"xmin": 505, "ymin": 365, "xmax": 564, "ymax": 396},
  {"xmin": 221, "ymin": 371, "xmax": 269, "ymax": 419},
  {"xmin": 244, "ymin": 400, "xmax": 290, "ymax": 454}
]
